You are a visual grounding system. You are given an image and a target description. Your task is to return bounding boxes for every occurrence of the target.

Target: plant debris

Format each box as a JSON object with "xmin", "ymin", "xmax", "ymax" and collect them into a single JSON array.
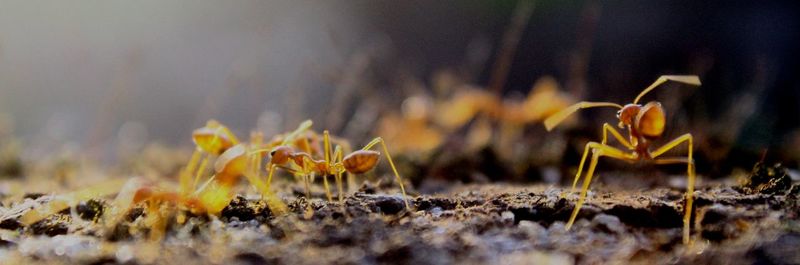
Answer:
[{"xmin": 738, "ymin": 162, "xmax": 793, "ymax": 195}]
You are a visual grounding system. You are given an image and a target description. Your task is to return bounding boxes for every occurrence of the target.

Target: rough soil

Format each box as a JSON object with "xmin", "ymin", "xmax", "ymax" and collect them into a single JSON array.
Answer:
[{"xmin": 0, "ymin": 162, "xmax": 798, "ymax": 265}]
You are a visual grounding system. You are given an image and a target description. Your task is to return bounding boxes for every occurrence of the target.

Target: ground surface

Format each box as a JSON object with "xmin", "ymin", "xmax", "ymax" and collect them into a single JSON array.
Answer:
[{"xmin": 0, "ymin": 163, "xmax": 798, "ymax": 265}]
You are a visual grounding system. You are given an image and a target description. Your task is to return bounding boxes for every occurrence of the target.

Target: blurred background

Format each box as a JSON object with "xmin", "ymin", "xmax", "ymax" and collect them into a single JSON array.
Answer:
[{"xmin": 1, "ymin": 1, "xmax": 799, "ymax": 187}]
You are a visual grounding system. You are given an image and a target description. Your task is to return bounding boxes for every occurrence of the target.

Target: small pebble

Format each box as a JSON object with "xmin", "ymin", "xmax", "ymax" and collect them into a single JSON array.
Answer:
[
  {"xmin": 501, "ymin": 211, "xmax": 515, "ymax": 224},
  {"xmin": 592, "ymin": 214, "xmax": 625, "ymax": 234}
]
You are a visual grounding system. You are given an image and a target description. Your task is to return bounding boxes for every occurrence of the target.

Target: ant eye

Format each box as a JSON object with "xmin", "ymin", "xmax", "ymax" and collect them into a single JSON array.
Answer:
[
  {"xmin": 269, "ymin": 150, "xmax": 276, "ymax": 157},
  {"xmin": 616, "ymin": 111, "xmax": 621, "ymax": 118}
]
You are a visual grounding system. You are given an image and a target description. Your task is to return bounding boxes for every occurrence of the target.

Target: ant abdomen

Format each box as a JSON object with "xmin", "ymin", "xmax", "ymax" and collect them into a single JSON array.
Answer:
[
  {"xmin": 635, "ymin": 102, "xmax": 666, "ymax": 139},
  {"xmin": 342, "ymin": 150, "xmax": 380, "ymax": 174}
]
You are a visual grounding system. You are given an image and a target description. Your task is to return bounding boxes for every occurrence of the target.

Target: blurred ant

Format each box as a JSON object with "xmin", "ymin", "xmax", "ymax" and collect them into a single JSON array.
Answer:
[
  {"xmin": 256, "ymin": 120, "xmax": 410, "ymax": 210},
  {"xmin": 544, "ymin": 75, "xmax": 701, "ymax": 244},
  {"xmin": 376, "ymin": 95, "xmax": 444, "ymax": 155},
  {"xmin": 434, "ymin": 76, "xmax": 575, "ymax": 130},
  {"xmin": 21, "ymin": 120, "xmax": 246, "ymax": 233},
  {"xmin": 178, "ymin": 120, "xmax": 239, "ymax": 196},
  {"xmin": 104, "ymin": 120, "xmax": 287, "ymax": 240}
]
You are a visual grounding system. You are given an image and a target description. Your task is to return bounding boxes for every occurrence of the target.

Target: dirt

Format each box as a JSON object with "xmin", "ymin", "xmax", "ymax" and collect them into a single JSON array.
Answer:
[{"xmin": 0, "ymin": 162, "xmax": 798, "ymax": 265}]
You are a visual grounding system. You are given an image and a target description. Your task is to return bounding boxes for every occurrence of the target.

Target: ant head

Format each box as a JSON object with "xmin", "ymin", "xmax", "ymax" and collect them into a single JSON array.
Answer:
[
  {"xmin": 616, "ymin": 104, "xmax": 641, "ymax": 129},
  {"xmin": 192, "ymin": 122, "xmax": 236, "ymax": 155},
  {"xmin": 269, "ymin": 146, "xmax": 293, "ymax": 165}
]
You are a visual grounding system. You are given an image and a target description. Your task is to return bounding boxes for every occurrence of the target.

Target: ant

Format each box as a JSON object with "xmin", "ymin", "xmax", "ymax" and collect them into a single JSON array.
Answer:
[
  {"xmin": 254, "ymin": 120, "xmax": 338, "ymax": 201},
  {"xmin": 104, "ymin": 120, "xmax": 287, "ymax": 240},
  {"xmin": 178, "ymin": 120, "xmax": 239, "ymax": 197},
  {"xmin": 19, "ymin": 120, "xmax": 243, "ymax": 232},
  {"xmin": 256, "ymin": 120, "xmax": 410, "ymax": 210},
  {"xmin": 434, "ymin": 76, "xmax": 574, "ymax": 130},
  {"xmin": 544, "ymin": 75, "xmax": 701, "ymax": 244}
]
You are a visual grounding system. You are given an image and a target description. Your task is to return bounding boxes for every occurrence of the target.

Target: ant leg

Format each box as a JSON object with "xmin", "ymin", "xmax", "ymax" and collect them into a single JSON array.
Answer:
[
  {"xmin": 566, "ymin": 143, "xmax": 592, "ymax": 198},
  {"xmin": 560, "ymin": 123, "xmax": 636, "ymax": 196},
  {"xmin": 322, "ymin": 174, "xmax": 333, "ymax": 202},
  {"xmin": 304, "ymin": 172, "xmax": 313, "ymax": 199},
  {"xmin": 566, "ymin": 144, "xmax": 635, "ymax": 230},
  {"xmin": 245, "ymin": 153, "xmax": 260, "ymax": 189},
  {"xmin": 247, "ymin": 153, "xmax": 256, "ymax": 178},
  {"xmin": 330, "ymin": 135, "xmax": 352, "ymax": 155},
  {"xmin": 601, "ymin": 123, "xmax": 633, "ymax": 149},
  {"xmin": 564, "ymin": 124, "xmax": 632, "ymax": 198},
  {"xmin": 650, "ymin": 133, "xmax": 695, "ymax": 245},
  {"xmin": 331, "ymin": 136, "xmax": 355, "ymax": 193},
  {"xmin": 332, "ymin": 145, "xmax": 345, "ymax": 203},
  {"xmin": 363, "ymin": 137, "xmax": 410, "ymax": 210},
  {"xmin": 240, "ymin": 168, "xmax": 288, "ymax": 215},
  {"xmin": 194, "ymin": 175, "xmax": 217, "ymax": 194},
  {"xmin": 266, "ymin": 163, "xmax": 277, "ymax": 188},
  {"xmin": 255, "ymin": 153, "xmax": 262, "ymax": 180},
  {"xmin": 249, "ymin": 133, "xmax": 264, "ymax": 182},
  {"xmin": 180, "ymin": 151, "xmax": 202, "ymax": 195},
  {"xmin": 321, "ymin": 131, "xmax": 334, "ymax": 202},
  {"xmin": 296, "ymin": 155, "xmax": 327, "ymax": 201},
  {"xmin": 566, "ymin": 151, "xmax": 600, "ymax": 231},
  {"xmin": 653, "ymin": 157, "xmax": 690, "ymax": 165},
  {"xmin": 301, "ymin": 164, "xmax": 316, "ymax": 218},
  {"xmin": 323, "ymin": 130, "xmax": 332, "ymax": 164},
  {"xmin": 301, "ymin": 137, "xmax": 313, "ymax": 155},
  {"xmin": 650, "ymin": 134, "xmax": 692, "ymax": 158},
  {"xmin": 238, "ymin": 141, "xmax": 288, "ymax": 215},
  {"xmin": 192, "ymin": 156, "xmax": 211, "ymax": 190},
  {"xmin": 346, "ymin": 170, "xmax": 355, "ymax": 194}
]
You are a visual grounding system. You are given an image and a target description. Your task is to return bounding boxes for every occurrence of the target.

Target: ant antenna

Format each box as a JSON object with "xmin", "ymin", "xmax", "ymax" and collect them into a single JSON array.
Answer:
[
  {"xmin": 280, "ymin": 120, "xmax": 313, "ymax": 146},
  {"xmin": 633, "ymin": 75, "xmax": 701, "ymax": 104},
  {"xmin": 544, "ymin": 101, "xmax": 623, "ymax": 131}
]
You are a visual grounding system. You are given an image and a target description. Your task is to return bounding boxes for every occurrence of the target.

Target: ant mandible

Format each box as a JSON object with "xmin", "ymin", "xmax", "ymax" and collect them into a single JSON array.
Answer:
[{"xmin": 544, "ymin": 75, "xmax": 701, "ymax": 244}]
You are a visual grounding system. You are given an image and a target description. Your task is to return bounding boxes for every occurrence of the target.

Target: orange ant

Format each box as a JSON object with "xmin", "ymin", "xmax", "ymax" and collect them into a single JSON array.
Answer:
[
  {"xmin": 376, "ymin": 95, "xmax": 444, "ymax": 155},
  {"xmin": 433, "ymin": 76, "xmax": 575, "ymax": 130},
  {"xmin": 544, "ymin": 75, "xmax": 701, "ymax": 244},
  {"xmin": 255, "ymin": 120, "xmax": 335, "ymax": 201},
  {"xmin": 256, "ymin": 120, "xmax": 410, "ymax": 210}
]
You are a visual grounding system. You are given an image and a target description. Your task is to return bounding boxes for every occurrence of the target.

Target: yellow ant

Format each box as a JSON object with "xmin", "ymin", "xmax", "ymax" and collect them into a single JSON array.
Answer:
[
  {"xmin": 178, "ymin": 120, "xmax": 239, "ymax": 197},
  {"xmin": 544, "ymin": 75, "xmax": 701, "ymax": 244},
  {"xmin": 433, "ymin": 76, "xmax": 575, "ymax": 130},
  {"xmin": 255, "ymin": 121, "xmax": 410, "ymax": 210},
  {"xmin": 19, "ymin": 120, "xmax": 243, "ymax": 233},
  {"xmin": 104, "ymin": 121, "xmax": 287, "ymax": 241}
]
